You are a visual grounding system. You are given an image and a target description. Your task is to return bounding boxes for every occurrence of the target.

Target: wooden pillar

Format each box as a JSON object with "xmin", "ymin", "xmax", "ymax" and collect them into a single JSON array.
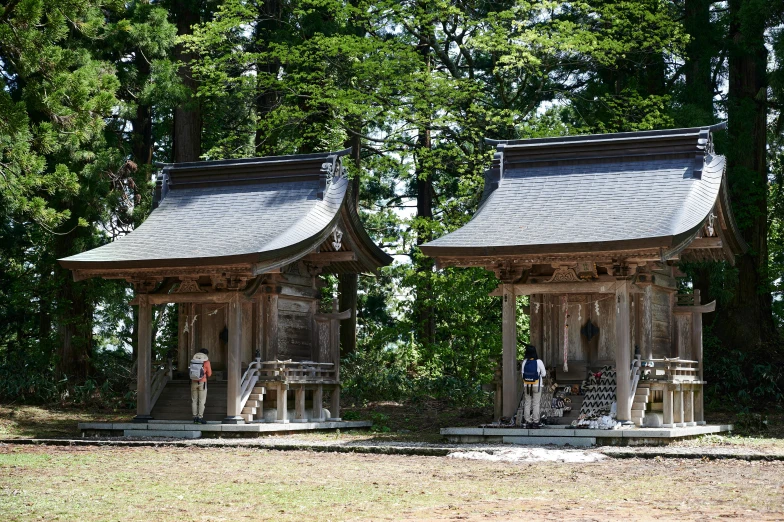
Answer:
[
  {"xmin": 530, "ymin": 294, "xmax": 543, "ymax": 365},
  {"xmin": 641, "ymin": 285, "xmax": 653, "ymax": 360},
  {"xmin": 692, "ymin": 289, "xmax": 705, "ymax": 425},
  {"xmin": 134, "ymin": 295, "xmax": 153, "ymax": 421},
  {"xmin": 663, "ymin": 385, "xmax": 674, "ymax": 428},
  {"xmin": 313, "ymin": 385, "xmax": 323, "ymax": 421},
  {"xmin": 674, "ymin": 385, "xmax": 684, "ymax": 427},
  {"xmin": 294, "ymin": 387, "xmax": 306, "ymax": 422},
  {"xmin": 694, "ymin": 386, "xmax": 705, "ymax": 425},
  {"xmin": 615, "ymin": 280, "xmax": 632, "ymax": 423},
  {"xmin": 224, "ymin": 298, "xmax": 243, "ymax": 423},
  {"xmin": 327, "ymin": 298, "xmax": 342, "ymax": 421},
  {"xmin": 685, "ymin": 387, "xmax": 695, "ymax": 426},
  {"xmin": 330, "ymin": 386, "xmax": 341, "ymax": 421},
  {"xmin": 276, "ymin": 385, "xmax": 289, "ymax": 423},
  {"xmin": 502, "ymin": 284, "xmax": 517, "ymax": 419}
]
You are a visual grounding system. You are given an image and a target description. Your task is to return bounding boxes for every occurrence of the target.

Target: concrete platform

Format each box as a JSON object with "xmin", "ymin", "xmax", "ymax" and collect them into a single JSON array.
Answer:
[
  {"xmin": 80, "ymin": 420, "xmax": 372, "ymax": 439},
  {"xmin": 441, "ymin": 424, "xmax": 733, "ymax": 446}
]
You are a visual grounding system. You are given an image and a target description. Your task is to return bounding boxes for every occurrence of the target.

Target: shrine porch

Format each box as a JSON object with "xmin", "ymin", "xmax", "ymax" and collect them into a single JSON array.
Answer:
[
  {"xmin": 441, "ymin": 423, "xmax": 733, "ymax": 447},
  {"xmin": 79, "ymin": 419, "xmax": 372, "ymax": 439}
]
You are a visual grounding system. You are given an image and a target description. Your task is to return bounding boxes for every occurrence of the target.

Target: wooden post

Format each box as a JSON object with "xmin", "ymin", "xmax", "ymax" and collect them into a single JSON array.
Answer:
[
  {"xmin": 685, "ymin": 387, "xmax": 695, "ymax": 426},
  {"xmin": 692, "ymin": 289, "xmax": 704, "ymax": 424},
  {"xmin": 313, "ymin": 385, "xmax": 323, "ymax": 421},
  {"xmin": 674, "ymin": 385, "xmax": 684, "ymax": 427},
  {"xmin": 134, "ymin": 295, "xmax": 153, "ymax": 421},
  {"xmin": 615, "ymin": 280, "xmax": 632, "ymax": 423},
  {"xmin": 694, "ymin": 385, "xmax": 705, "ymax": 425},
  {"xmin": 224, "ymin": 298, "xmax": 244, "ymax": 423},
  {"xmin": 294, "ymin": 386, "xmax": 306, "ymax": 422},
  {"xmin": 502, "ymin": 284, "xmax": 517, "ymax": 419},
  {"xmin": 276, "ymin": 385, "xmax": 289, "ymax": 423},
  {"xmin": 330, "ymin": 386, "xmax": 341, "ymax": 421},
  {"xmin": 530, "ymin": 294, "xmax": 543, "ymax": 366},
  {"xmin": 641, "ymin": 285, "xmax": 653, "ymax": 360},
  {"xmin": 327, "ymin": 298, "xmax": 343, "ymax": 421},
  {"xmin": 663, "ymin": 385, "xmax": 674, "ymax": 428}
]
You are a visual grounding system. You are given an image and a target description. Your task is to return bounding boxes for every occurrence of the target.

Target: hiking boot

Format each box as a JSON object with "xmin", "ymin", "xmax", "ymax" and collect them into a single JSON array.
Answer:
[
  {"xmin": 198, "ymin": 417, "xmax": 207, "ymax": 424},
  {"xmin": 193, "ymin": 417, "xmax": 199, "ymax": 424}
]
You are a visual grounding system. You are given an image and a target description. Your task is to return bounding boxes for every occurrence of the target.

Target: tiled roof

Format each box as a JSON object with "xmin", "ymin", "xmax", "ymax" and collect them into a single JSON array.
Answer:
[
  {"xmin": 421, "ymin": 125, "xmax": 745, "ymax": 258},
  {"xmin": 59, "ymin": 150, "xmax": 391, "ymax": 271}
]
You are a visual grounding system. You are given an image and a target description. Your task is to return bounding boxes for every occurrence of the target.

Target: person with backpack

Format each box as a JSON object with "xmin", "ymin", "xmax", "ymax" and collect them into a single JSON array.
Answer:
[
  {"xmin": 190, "ymin": 348, "xmax": 212, "ymax": 424},
  {"xmin": 521, "ymin": 344, "xmax": 547, "ymax": 429}
]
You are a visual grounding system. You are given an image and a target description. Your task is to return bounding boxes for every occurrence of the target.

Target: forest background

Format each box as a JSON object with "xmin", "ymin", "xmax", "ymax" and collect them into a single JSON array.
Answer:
[{"xmin": 1, "ymin": 0, "xmax": 783, "ymax": 415}]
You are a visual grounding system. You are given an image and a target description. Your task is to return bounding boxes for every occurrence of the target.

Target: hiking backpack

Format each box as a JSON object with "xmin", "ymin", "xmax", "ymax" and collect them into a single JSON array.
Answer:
[
  {"xmin": 189, "ymin": 359, "xmax": 205, "ymax": 381},
  {"xmin": 522, "ymin": 359, "xmax": 539, "ymax": 385}
]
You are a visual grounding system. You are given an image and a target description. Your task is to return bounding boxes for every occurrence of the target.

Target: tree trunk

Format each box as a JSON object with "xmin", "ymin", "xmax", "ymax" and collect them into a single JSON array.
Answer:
[
  {"xmin": 414, "ymin": 28, "xmax": 436, "ymax": 347},
  {"xmin": 683, "ymin": 0, "xmax": 718, "ymax": 320},
  {"xmin": 683, "ymin": 0, "xmax": 716, "ymax": 123},
  {"xmin": 54, "ymin": 233, "xmax": 93, "ymax": 383},
  {"xmin": 339, "ymin": 132, "xmax": 361, "ymax": 356},
  {"xmin": 717, "ymin": 0, "xmax": 776, "ymax": 348},
  {"xmin": 254, "ymin": 0, "xmax": 282, "ymax": 155},
  {"xmin": 131, "ymin": 50, "xmax": 153, "ymax": 165},
  {"xmin": 172, "ymin": 0, "xmax": 201, "ymax": 163}
]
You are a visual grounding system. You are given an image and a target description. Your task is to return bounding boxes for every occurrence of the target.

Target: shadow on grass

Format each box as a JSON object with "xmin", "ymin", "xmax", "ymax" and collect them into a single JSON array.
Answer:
[{"xmin": 0, "ymin": 405, "xmax": 131, "ymax": 439}]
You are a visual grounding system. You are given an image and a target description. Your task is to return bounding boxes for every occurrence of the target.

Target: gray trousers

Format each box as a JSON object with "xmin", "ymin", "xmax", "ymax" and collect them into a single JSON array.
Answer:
[
  {"xmin": 523, "ymin": 384, "xmax": 542, "ymax": 423},
  {"xmin": 191, "ymin": 380, "xmax": 207, "ymax": 417}
]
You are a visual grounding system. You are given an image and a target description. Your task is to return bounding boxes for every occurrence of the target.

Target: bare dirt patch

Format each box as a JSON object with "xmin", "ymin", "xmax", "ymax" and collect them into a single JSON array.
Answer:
[{"xmin": 1, "ymin": 444, "xmax": 782, "ymax": 521}]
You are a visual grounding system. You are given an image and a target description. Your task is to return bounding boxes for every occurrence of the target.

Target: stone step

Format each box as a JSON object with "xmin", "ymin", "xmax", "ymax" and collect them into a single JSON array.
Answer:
[
  {"xmin": 124, "ymin": 429, "xmax": 201, "ymax": 439},
  {"xmin": 249, "ymin": 393, "xmax": 264, "ymax": 400},
  {"xmin": 634, "ymin": 388, "xmax": 650, "ymax": 397},
  {"xmin": 242, "ymin": 406, "xmax": 256, "ymax": 415},
  {"xmin": 632, "ymin": 401, "xmax": 648, "ymax": 410},
  {"xmin": 252, "ymin": 387, "xmax": 266, "ymax": 394}
]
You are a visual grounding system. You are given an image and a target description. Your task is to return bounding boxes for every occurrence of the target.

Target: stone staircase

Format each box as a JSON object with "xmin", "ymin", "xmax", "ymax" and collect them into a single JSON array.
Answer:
[
  {"xmin": 240, "ymin": 386, "xmax": 266, "ymax": 422},
  {"xmin": 631, "ymin": 384, "xmax": 650, "ymax": 426},
  {"xmin": 150, "ymin": 380, "xmax": 228, "ymax": 422},
  {"xmin": 631, "ymin": 383, "xmax": 664, "ymax": 427}
]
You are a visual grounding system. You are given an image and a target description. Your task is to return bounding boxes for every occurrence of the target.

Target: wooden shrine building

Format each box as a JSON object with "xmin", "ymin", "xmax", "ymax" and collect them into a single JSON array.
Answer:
[
  {"xmin": 421, "ymin": 124, "xmax": 747, "ymax": 428},
  {"xmin": 60, "ymin": 150, "xmax": 391, "ymax": 424}
]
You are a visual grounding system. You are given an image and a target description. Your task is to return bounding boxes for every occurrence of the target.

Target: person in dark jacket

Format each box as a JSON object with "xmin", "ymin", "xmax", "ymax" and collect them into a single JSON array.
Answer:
[{"xmin": 521, "ymin": 344, "xmax": 547, "ymax": 428}]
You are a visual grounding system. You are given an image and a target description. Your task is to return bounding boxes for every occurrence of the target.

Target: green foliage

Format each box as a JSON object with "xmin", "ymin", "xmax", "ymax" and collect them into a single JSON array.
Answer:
[
  {"xmin": 0, "ymin": 0, "xmax": 782, "ymax": 413},
  {"xmin": 703, "ymin": 324, "xmax": 783, "ymax": 411},
  {"xmin": 733, "ymin": 412, "xmax": 769, "ymax": 437}
]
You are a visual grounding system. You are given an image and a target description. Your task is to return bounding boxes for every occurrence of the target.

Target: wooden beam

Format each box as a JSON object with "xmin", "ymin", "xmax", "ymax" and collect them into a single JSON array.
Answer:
[
  {"xmin": 130, "ymin": 291, "xmax": 253, "ymax": 305},
  {"xmin": 303, "ymin": 251, "xmax": 357, "ymax": 263},
  {"xmin": 502, "ymin": 284, "xmax": 517, "ymax": 418},
  {"xmin": 672, "ymin": 300, "xmax": 716, "ymax": 314},
  {"xmin": 685, "ymin": 237, "xmax": 723, "ymax": 249},
  {"xmin": 490, "ymin": 281, "xmax": 618, "ymax": 297}
]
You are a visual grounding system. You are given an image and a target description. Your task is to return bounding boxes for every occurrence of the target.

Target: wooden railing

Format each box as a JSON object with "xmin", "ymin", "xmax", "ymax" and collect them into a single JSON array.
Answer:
[
  {"xmin": 239, "ymin": 358, "xmax": 261, "ymax": 413},
  {"xmin": 643, "ymin": 358, "xmax": 699, "ymax": 382},
  {"xmin": 629, "ymin": 354, "xmax": 642, "ymax": 402},
  {"xmin": 256, "ymin": 361, "xmax": 337, "ymax": 383},
  {"xmin": 149, "ymin": 356, "xmax": 173, "ymax": 411}
]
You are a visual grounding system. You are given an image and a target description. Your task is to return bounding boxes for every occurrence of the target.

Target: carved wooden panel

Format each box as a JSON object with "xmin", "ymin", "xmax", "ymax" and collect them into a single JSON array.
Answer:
[
  {"xmin": 277, "ymin": 297, "xmax": 313, "ymax": 360},
  {"xmin": 651, "ymin": 287, "xmax": 672, "ymax": 357}
]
